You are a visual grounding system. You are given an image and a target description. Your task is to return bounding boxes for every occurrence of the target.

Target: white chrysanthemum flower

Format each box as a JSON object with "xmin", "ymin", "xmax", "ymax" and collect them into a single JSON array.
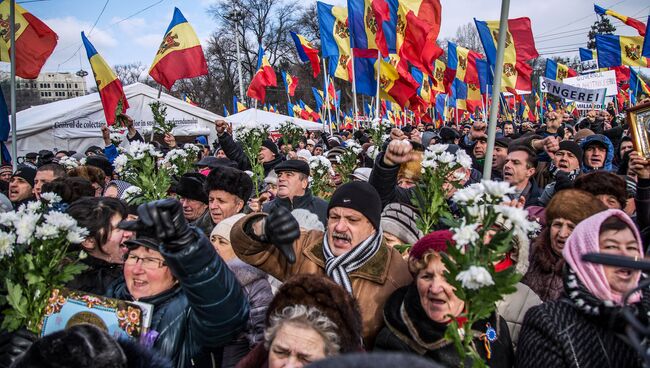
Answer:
[
  {"xmin": 428, "ymin": 144, "xmax": 448, "ymax": 154},
  {"xmin": 26, "ymin": 201, "xmax": 41, "ymax": 214},
  {"xmin": 79, "ymin": 157, "xmax": 87, "ymax": 166},
  {"xmin": 0, "ymin": 230, "xmax": 15, "ymax": 259},
  {"xmin": 44, "ymin": 212, "xmax": 77, "ymax": 231},
  {"xmin": 494, "ymin": 204, "xmax": 540, "ymax": 236},
  {"xmin": 455, "ymin": 149, "xmax": 473, "ymax": 169},
  {"xmin": 15, "ymin": 213, "xmax": 39, "ymax": 245},
  {"xmin": 67, "ymin": 226, "xmax": 89, "ymax": 244},
  {"xmin": 366, "ymin": 145, "xmax": 379, "ymax": 160},
  {"xmin": 0, "ymin": 212, "xmax": 18, "ymax": 227},
  {"xmin": 452, "ymin": 222, "xmax": 480, "ymax": 247},
  {"xmin": 40, "ymin": 192, "xmax": 62, "ymax": 204},
  {"xmin": 35, "ymin": 223, "xmax": 60, "ymax": 240},
  {"xmin": 452, "ymin": 183, "xmax": 485, "ymax": 204},
  {"xmin": 456, "ymin": 266, "xmax": 495, "ymax": 290},
  {"xmin": 59, "ymin": 156, "xmax": 79, "ymax": 170},
  {"xmin": 437, "ymin": 151, "xmax": 456, "ymax": 164},
  {"xmin": 121, "ymin": 186, "xmax": 142, "ymax": 202},
  {"xmin": 482, "ymin": 180, "xmax": 515, "ymax": 201},
  {"xmin": 113, "ymin": 154, "xmax": 128, "ymax": 173}
]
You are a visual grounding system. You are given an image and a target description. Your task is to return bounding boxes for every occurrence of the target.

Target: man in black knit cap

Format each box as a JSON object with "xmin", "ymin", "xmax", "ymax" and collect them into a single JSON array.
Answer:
[
  {"xmin": 175, "ymin": 172, "xmax": 214, "ymax": 237},
  {"xmin": 230, "ymin": 181, "xmax": 412, "ymax": 346}
]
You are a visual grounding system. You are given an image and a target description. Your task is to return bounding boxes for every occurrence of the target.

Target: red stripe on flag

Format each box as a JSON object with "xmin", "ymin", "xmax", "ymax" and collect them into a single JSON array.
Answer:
[
  {"xmin": 99, "ymin": 79, "xmax": 129, "ymax": 125},
  {"xmin": 149, "ymin": 45, "xmax": 208, "ymax": 90},
  {"xmin": 14, "ymin": 13, "xmax": 57, "ymax": 79}
]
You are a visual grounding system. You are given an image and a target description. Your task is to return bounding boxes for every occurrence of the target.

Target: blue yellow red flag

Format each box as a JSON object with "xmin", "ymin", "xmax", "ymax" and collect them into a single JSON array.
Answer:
[
  {"xmin": 395, "ymin": 0, "xmax": 443, "ymax": 76},
  {"xmin": 476, "ymin": 58, "xmax": 492, "ymax": 95},
  {"xmin": 247, "ymin": 46, "xmax": 277, "ymax": 103},
  {"xmin": 0, "ymin": 1, "xmax": 57, "ymax": 79},
  {"xmin": 233, "ymin": 96, "xmax": 247, "ymax": 114},
  {"xmin": 431, "ymin": 59, "xmax": 446, "ymax": 93},
  {"xmin": 223, "ymin": 105, "xmax": 230, "ymax": 117},
  {"xmin": 82, "ymin": 32, "xmax": 128, "ymax": 126},
  {"xmin": 447, "ymin": 42, "xmax": 482, "ymax": 85},
  {"xmin": 579, "ymin": 47, "xmax": 597, "ymax": 62},
  {"xmin": 376, "ymin": 58, "xmax": 418, "ymax": 107},
  {"xmin": 317, "ymin": 2, "xmax": 351, "ymax": 81},
  {"xmin": 149, "ymin": 8, "xmax": 208, "ymax": 90},
  {"xmin": 630, "ymin": 67, "xmax": 650, "ymax": 100},
  {"xmin": 643, "ymin": 16, "xmax": 650, "ymax": 58},
  {"xmin": 290, "ymin": 31, "xmax": 321, "ymax": 77},
  {"xmin": 596, "ymin": 34, "xmax": 650, "ymax": 68},
  {"xmin": 281, "ymin": 70, "xmax": 298, "ymax": 97},
  {"xmin": 594, "ymin": 5, "xmax": 645, "ymax": 36},
  {"xmin": 410, "ymin": 67, "xmax": 432, "ymax": 105},
  {"xmin": 544, "ymin": 59, "xmax": 578, "ymax": 82},
  {"xmin": 474, "ymin": 17, "xmax": 538, "ymax": 93}
]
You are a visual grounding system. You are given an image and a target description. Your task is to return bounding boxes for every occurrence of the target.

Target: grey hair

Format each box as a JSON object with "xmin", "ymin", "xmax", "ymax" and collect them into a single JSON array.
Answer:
[{"xmin": 264, "ymin": 304, "xmax": 341, "ymax": 356}]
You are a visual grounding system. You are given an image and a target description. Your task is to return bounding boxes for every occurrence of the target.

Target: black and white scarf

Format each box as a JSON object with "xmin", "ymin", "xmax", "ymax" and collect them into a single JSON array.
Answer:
[
  {"xmin": 549, "ymin": 162, "xmax": 580, "ymax": 182},
  {"xmin": 323, "ymin": 228, "xmax": 383, "ymax": 294}
]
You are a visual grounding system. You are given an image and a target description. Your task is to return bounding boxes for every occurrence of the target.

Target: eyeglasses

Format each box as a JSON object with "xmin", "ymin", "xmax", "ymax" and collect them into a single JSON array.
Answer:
[{"xmin": 124, "ymin": 254, "xmax": 166, "ymax": 269}]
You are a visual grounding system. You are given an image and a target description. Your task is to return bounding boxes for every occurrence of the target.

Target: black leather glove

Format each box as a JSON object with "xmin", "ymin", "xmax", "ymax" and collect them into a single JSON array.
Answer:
[
  {"xmin": 554, "ymin": 171, "xmax": 574, "ymax": 193},
  {"xmin": 119, "ymin": 198, "xmax": 195, "ymax": 250},
  {"xmin": 0, "ymin": 329, "xmax": 36, "ymax": 368},
  {"xmin": 263, "ymin": 206, "xmax": 300, "ymax": 264}
]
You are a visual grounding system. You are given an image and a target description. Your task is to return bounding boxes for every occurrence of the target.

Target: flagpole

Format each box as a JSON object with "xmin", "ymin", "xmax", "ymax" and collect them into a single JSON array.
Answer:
[
  {"xmin": 9, "ymin": 0, "xmax": 16, "ymax": 170},
  {"xmin": 375, "ymin": 50, "xmax": 381, "ymax": 126},
  {"xmin": 322, "ymin": 58, "xmax": 333, "ymax": 134},
  {"xmin": 483, "ymin": 0, "xmax": 510, "ymax": 180},
  {"xmin": 539, "ymin": 83, "xmax": 544, "ymax": 126},
  {"xmin": 350, "ymin": 51, "xmax": 359, "ymax": 131}
]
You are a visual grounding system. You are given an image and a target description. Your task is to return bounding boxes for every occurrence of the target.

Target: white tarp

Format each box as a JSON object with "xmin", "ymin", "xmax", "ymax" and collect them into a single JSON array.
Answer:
[
  {"xmin": 225, "ymin": 108, "xmax": 324, "ymax": 131},
  {"xmin": 563, "ymin": 70, "xmax": 618, "ymax": 97},
  {"xmin": 9, "ymin": 83, "xmax": 223, "ymax": 156}
]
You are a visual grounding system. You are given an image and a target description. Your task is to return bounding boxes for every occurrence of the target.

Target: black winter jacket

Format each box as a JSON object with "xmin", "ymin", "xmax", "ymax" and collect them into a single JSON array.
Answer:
[
  {"xmin": 375, "ymin": 285, "xmax": 514, "ymax": 368},
  {"xmin": 262, "ymin": 189, "xmax": 328, "ymax": 225},
  {"xmin": 66, "ymin": 256, "xmax": 123, "ymax": 296},
  {"xmin": 107, "ymin": 229, "xmax": 249, "ymax": 368},
  {"xmin": 217, "ymin": 132, "xmax": 283, "ymax": 176}
]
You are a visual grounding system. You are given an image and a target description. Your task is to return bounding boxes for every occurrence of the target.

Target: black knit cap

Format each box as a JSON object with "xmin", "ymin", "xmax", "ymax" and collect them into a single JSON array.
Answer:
[
  {"xmin": 262, "ymin": 139, "xmax": 279, "ymax": 156},
  {"xmin": 12, "ymin": 166, "xmax": 36, "ymax": 187},
  {"xmin": 175, "ymin": 172, "xmax": 208, "ymax": 204},
  {"xmin": 327, "ymin": 181, "xmax": 382, "ymax": 230},
  {"xmin": 558, "ymin": 140, "xmax": 583, "ymax": 163},
  {"xmin": 274, "ymin": 160, "xmax": 310, "ymax": 177},
  {"xmin": 204, "ymin": 166, "xmax": 253, "ymax": 202}
]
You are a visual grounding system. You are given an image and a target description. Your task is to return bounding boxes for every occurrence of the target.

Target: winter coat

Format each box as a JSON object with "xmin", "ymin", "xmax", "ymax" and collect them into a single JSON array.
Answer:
[
  {"xmin": 66, "ymin": 256, "xmax": 123, "ymax": 296},
  {"xmin": 191, "ymin": 209, "xmax": 215, "ymax": 238},
  {"xmin": 637, "ymin": 178, "xmax": 650, "ymax": 252},
  {"xmin": 375, "ymin": 285, "xmax": 514, "ymax": 368},
  {"xmin": 521, "ymin": 237, "xmax": 564, "ymax": 302},
  {"xmin": 217, "ymin": 132, "xmax": 283, "ymax": 176},
  {"xmin": 262, "ymin": 189, "xmax": 328, "ymax": 226},
  {"xmin": 106, "ymin": 229, "xmax": 249, "ymax": 368},
  {"xmin": 516, "ymin": 284, "xmax": 649, "ymax": 368},
  {"xmin": 495, "ymin": 283, "xmax": 541, "ymax": 347},
  {"xmin": 231, "ymin": 213, "xmax": 413, "ymax": 346},
  {"xmin": 520, "ymin": 179, "xmax": 543, "ymax": 208},
  {"xmin": 580, "ymin": 134, "xmax": 615, "ymax": 172}
]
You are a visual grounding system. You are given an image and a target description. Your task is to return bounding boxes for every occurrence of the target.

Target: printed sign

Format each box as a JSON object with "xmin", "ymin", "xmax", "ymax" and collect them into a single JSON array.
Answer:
[
  {"xmin": 540, "ymin": 77, "xmax": 607, "ymax": 104},
  {"xmin": 563, "ymin": 70, "xmax": 618, "ymax": 96}
]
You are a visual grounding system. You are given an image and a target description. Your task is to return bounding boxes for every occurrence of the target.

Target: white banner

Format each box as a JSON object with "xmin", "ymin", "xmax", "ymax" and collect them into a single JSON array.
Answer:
[
  {"xmin": 563, "ymin": 70, "xmax": 618, "ymax": 96},
  {"xmin": 540, "ymin": 77, "xmax": 607, "ymax": 104}
]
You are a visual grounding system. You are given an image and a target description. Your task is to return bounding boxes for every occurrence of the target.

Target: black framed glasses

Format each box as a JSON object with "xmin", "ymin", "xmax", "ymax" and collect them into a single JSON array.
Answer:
[{"xmin": 124, "ymin": 254, "xmax": 166, "ymax": 269}]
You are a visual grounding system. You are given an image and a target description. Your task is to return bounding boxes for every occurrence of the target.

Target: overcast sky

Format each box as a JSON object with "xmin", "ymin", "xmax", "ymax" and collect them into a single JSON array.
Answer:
[{"xmin": 8, "ymin": 0, "xmax": 648, "ymax": 82}]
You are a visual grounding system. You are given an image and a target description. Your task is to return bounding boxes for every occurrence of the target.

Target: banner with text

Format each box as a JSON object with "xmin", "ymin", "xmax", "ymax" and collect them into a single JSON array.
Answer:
[
  {"xmin": 540, "ymin": 77, "xmax": 607, "ymax": 104},
  {"xmin": 563, "ymin": 70, "xmax": 618, "ymax": 96}
]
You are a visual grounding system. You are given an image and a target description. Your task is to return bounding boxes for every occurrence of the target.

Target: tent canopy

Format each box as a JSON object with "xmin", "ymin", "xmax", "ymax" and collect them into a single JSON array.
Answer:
[
  {"xmin": 225, "ymin": 108, "xmax": 324, "ymax": 131},
  {"xmin": 10, "ymin": 83, "xmax": 223, "ymax": 156}
]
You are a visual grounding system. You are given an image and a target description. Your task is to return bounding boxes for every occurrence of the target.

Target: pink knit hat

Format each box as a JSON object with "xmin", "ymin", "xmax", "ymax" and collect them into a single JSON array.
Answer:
[{"xmin": 563, "ymin": 209, "xmax": 644, "ymax": 305}]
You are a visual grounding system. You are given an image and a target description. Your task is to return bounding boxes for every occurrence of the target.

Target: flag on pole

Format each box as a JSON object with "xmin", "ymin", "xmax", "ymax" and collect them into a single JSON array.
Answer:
[
  {"xmin": 0, "ymin": 1, "xmax": 57, "ymax": 79},
  {"xmin": 281, "ymin": 71, "xmax": 298, "ymax": 97},
  {"xmin": 579, "ymin": 47, "xmax": 597, "ymax": 62},
  {"xmin": 431, "ymin": 59, "xmax": 446, "ymax": 93},
  {"xmin": 396, "ymin": 0, "xmax": 443, "ymax": 76},
  {"xmin": 374, "ymin": 0, "xmax": 398, "ymax": 57},
  {"xmin": 446, "ymin": 42, "xmax": 482, "ymax": 85},
  {"xmin": 81, "ymin": 32, "xmax": 129, "ymax": 126},
  {"xmin": 149, "ymin": 8, "xmax": 208, "ymax": 90},
  {"xmin": 0, "ymin": 87, "xmax": 11, "ymax": 164},
  {"xmin": 594, "ymin": 4, "xmax": 645, "ymax": 36},
  {"xmin": 290, "ymin": 32, "xmax": 321, "ymax": 77},
  {"xmin": 317, "ymin": 2, "xmax": 352, "ymax": 81},
  {"xmin": 544, "ymin": 59, "xmax": 578, "ymax": 81},
  {"xmin": 644, "ymin": 16, "xmax": 650, "ymax": 58},
  {"xmin": 411, "ymin": 67, "xmax": 433, "ymax": 105},
  {"xmin": 348, "ymin": 0, "xmax": 383, "ymax": 51},
  {"xmin": 223, "ymin": 105, "xmax": 230, "ymax": 117},
  {"xmin": 376, "ymin": 58, "xmax": 419, "ymax": 107},
  {"xmin": 630, "ymin": 67, "xmax": 650, "ymax": 102},
  {"xmin": 476, "ymin": 58, "xmax": 493, "ymax": 95},
  {"xmin": 596, "ymin": 34, "xmax": 650, "ymax": 68},
  {"xmin": 247, "ymin": 46, "xmax": 277, "ymax": 103},
  {"xmin": 181, "ymin": 93, "xmax": 198, "ymax": 106},
  {"xmin": 474, "ymin": 17, "xmax": 539, "ymax": 93},
  {"xmin": 233, "ymin": 96, "xmax": 247, "ymax": 113}
]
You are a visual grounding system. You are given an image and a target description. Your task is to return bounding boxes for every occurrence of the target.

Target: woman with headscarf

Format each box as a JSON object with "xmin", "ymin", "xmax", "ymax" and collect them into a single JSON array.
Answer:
[
  {"xmin": 517, "ymin": 209, "xmax": 648, "ymax": 367},
  {"xmin": 375, "ymin": 230, "xmax": 514, "ymax": 367}
]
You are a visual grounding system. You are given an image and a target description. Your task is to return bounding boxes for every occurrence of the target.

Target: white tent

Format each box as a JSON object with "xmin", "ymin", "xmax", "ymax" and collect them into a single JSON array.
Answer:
[
  {"xmin": 9, "ymin": 82, "xmax": 223, "ymax": 156},
  {"xmin": 225, "ymin": 108, "xmax": 323, "ymax": 131}
]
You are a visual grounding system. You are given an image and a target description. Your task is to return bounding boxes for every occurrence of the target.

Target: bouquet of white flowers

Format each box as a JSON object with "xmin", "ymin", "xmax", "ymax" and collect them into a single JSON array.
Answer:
[
  {"xmin": 160, "ymin": 143, "xmax": 201, "ymax": 176},
  {"xmin": 109, "ymin": 125, "xmax": 127, "ymax": 147},
  {"xmin": 113, "ymin": 141, "xmax": 168, "ymax": 205},
  {"xmin": 0, "ymin": 195, "xmax": 88, "ymax": 333},
  {"xmin": 278, "ymin": 121, "xmax": 305, "ymax": 149},
  {"xmin": 58, "ymin": 156, "xmax": 79, "ymax": 170},
  {"xmin": 235, "ymin": 122, "xmax": 270, "ymax": 198},
  {"xmin": 441, "ymin": 180, "xmax": 540, "ymax": 367},
  {"xmin": 412, "ymin": 143, "xmax": 473, "ymax": 234},
  {"xmin": 334, "ymin": 142, "xmax": 362, "ymax": 184},
  {"xmin": 308, "ymin": 155, "xmax": 334, "ymax": 198}
]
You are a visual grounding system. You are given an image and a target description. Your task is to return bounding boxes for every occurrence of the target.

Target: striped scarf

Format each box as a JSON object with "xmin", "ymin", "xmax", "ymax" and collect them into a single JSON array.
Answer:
[{"xmin": 323, "ymin": 228, "xmax": 383, "ymax": 294}]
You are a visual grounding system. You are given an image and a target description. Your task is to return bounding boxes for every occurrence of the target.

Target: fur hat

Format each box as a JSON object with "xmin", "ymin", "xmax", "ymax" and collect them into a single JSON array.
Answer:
[
  {"xmin": 267, "ymin": 274, "xmax": 363, "ymax": 353},
  {"xmin": 175, "ymin": 173, "xmax": 208, "ymax": 204},
  {"xmin": 398, "ymin": 149, "xmax": 423, "ymax": 182},
  {"xmin": 204, "ymin": 166, "xmax": 253, "ymax": 202},
  {"xmin": 545, "ymin": 189, "xmax": 607, "ymax": 225}
]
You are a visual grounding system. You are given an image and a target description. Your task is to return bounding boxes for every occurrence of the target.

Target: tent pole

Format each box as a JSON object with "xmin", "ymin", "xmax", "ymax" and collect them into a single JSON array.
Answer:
[{"xmin": 10, "ymin": 0, "xmax": 17, "ymax": 170}]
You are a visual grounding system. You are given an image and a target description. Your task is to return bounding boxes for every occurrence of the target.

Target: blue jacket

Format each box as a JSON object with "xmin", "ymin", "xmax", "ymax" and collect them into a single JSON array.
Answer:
[
  {"xmin": 107, "ymin": 229, "xmax": 249, "ymax": 368},
  {"xmin": 580, "ymin": 134, "xmax": 615, "ymax": 172}
]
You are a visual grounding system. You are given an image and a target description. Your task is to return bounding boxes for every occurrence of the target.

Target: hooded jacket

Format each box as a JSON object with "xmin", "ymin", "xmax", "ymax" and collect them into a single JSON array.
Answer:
[
  {"xmin": 107, "ymin": 230, "xmax": 249, "ymax": 368},
  {"xmin": 580, "ymin": 134, "xmax": 615, "ymax": 173}
]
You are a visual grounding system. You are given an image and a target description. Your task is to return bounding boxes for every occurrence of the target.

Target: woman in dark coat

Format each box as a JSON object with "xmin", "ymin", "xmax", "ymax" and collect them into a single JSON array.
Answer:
[
  {"xmin": 107, "ymin": 199, "xmax": 249, "ymax": 368},
  {"xmin": 517, "ymin": 210, "xmax": 648, "ymax": 367},
  {"xmin": 375, "ymin": 230, "xmax": 514, "ymax": 368}
]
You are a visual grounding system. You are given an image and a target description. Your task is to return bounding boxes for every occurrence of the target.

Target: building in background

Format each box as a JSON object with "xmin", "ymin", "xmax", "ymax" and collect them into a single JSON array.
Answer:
[{"xmin": 16, "ymin": 72, "xmax": 87, "ymax": 102}]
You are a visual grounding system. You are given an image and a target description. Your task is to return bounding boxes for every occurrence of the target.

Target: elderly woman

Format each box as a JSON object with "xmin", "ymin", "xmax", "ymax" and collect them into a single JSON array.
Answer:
[
  {"xmin": 375, "ymin": 230, "xmax": 514, "ymax": 367},
  {"xmin": 66, "ymin": 197, "xmax": 134, "ymax": 295},
  {"xmin": 516, "ymin": 209, "xmax": 648, "ymax": 367},
  {"xmin": 237, "ymin": 274, "xmax": 363, "ymax": 368},
  {"xmin": 522, "ymin": 189, "xmax": 606, "ymax": 301},
  {"xmin": 107, "ymin": 199, "xmax": 249, "ymax": 368}
]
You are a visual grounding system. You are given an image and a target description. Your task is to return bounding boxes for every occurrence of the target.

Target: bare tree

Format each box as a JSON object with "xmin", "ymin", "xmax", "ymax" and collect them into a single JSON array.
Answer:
[
  {"xmin": 114, "ymin": 62, "xmax": 147, "ymax": 86},
  {"xmin": 452, "ymin": 23, "xmax": 483, "ymax": 53}
]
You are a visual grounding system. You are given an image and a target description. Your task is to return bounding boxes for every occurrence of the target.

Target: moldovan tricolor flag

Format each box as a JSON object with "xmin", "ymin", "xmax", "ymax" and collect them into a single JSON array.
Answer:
[
  {"xmin": 317, "ymin": 2, "xmax": 352, "ymax": 81},
  {"xmin": 247, "ymin": 46, "xmax": 277, "ymax": 103},
  {"xmin": 396, "ymin": 0, "xmax": 443, "ymax": 76},
  {"xmin": 544, "ymin": 59, "xmax": 577, "ymax": 82},
  {"xmin": 594, "ymin": 4, "xmax": 645, "ymax": 36},
  {"xmin": 0, "ymin": 1, "xmax": 57, "ymax": 79},
  {"xmin": 474, "ymin": 17, "xmax": 538, "ymax": 93},
  {"xmin": 81, "ymin": 32, "xmax": 128, "ymax": 126},
  {"xmin": 290, "ymin": 32, "xmax": 321, "ymax": 77},
  {"xmin": 149, "ymin": 8, "xmax": 208, "ymax": 90},
  {"xmin": 376, "ymin": 58, "xmax": 419, "ymax": 107},
  {"xmin": 281, "ymin": 70, "xmax": 298, "ymax": 97},
  {"xmin": 579, "ymin": 47, "xmax": 597, "ymax": 62},
  {"xmin": 595, "ymin": 34, "xmax": 650, "ymax": 68}
]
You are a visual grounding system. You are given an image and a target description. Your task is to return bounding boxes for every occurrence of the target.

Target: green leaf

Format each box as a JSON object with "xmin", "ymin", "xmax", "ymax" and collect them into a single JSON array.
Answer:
[{"xmin": 25, "ymin": 273, "xmax": 44, "ymax": 286}]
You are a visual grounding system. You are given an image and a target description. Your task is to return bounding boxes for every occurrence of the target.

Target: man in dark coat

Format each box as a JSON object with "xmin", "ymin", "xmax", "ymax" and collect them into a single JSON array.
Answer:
[
  {"xmin": 214, "ymin": 120, "xmax": 283, "ymax": 176},
  {"xmin": 262, "ymin": 160, "xmax": 328, "ymax": 225},
  {"xmin": 175, "ymin": 173, "xmax": 214, "ymax": 237}
]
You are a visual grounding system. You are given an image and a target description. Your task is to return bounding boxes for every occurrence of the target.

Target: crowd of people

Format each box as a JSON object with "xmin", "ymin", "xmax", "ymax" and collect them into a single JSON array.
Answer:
[{"xmin": 0, "ymin": 98, "xmax": 648, "ymax": 368}]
